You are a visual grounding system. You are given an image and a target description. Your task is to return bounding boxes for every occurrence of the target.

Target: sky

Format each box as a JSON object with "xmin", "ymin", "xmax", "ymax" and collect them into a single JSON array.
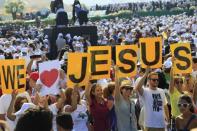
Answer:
[{"xmin": 63, "ymin": 0, "xmax": 169, "ymax": 6}]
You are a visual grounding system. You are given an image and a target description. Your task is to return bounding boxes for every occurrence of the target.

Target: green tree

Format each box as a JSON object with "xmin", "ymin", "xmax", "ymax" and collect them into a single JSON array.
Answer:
[{"xmin": 5, "ymin": 0, "xmax": 24, "ymax": 20}]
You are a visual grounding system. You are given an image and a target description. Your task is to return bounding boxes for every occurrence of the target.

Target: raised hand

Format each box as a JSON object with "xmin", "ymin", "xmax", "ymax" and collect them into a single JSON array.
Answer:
[
  {"xmin": 145, "ymin": 66, "xmax": 151, "ymax": 75},
  {"xmin": 11, "ymin": 89, "xmax": 18, "ymax": 100}
]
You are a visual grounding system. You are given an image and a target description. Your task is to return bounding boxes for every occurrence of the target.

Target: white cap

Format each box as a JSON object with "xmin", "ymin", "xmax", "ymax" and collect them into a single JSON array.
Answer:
[
  {"xmin": 0, "ymin": 55, "xmax": 5, "ymax": 60},
  {"xmin": 66, "ymin": 33, "xmax": 71, "ymax": 39},
  {"xmin": 5, "ymin": 49, "xmax": 11, "ymax": 53}
]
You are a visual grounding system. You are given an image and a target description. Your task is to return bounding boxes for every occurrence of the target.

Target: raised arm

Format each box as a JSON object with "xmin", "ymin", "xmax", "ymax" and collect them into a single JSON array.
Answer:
[
  {"xmin": 7, "ymin": 90, "xmax": 18, "ymax": 121},
  {"xmin": 70, "ymin": 85, "xmax": 79, "ymax": 111},
  {"xmin": 114, "ymin": 66, "xmax": 121, "ymax": 101},
  {"xmin": 56, "ymin": 89, "xmax": 66, "ymax": 110},
  {"xmin": 193, "ymin": 80, "xmax": 197, "ymax": 105},
  {"xmin": 27, "ymin": 59, "xmax": 34, "ymax": 75},
  {"xmin": 135, "ymin": 67, "xmax": 150, "ymax": 96},
  {"xmin": 85, "ymin": 77, "xmax": 92, "ymax": 104},
  {"xmin": 169, "ymin": 57, "xmax": 175, "ymax": 94}
]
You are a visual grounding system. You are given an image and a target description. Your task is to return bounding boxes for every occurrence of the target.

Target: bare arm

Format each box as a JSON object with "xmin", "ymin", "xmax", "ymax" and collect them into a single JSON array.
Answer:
[
  {"xmin": 135, "ymin": 67, "xmax": 150, "ymax": 96},
  {"xmin": 193, "ymin": 80, "xmax": 197, "ymax": 105},
  {"xmin": 70, "ymin": 85, "xmax": 78, "ymax": 111},
  {"xmin": 0, "ymin": 120, "xmax": 9, "ymax": 131},
  {"xmin": 85, "ymin": 77, "xmax": 92, "ymax": 104},
  {"xmin": 27, "ymin": 59, "xmax": 34, "ymax": 75},
  {"xmin": 164, "ymin": 105, "xmax": 170, "ymax": 124},
  {"xmin": 169, "ymin": 57, "xmax": 175, "ymax": 94},
  {"xmin": 114, "ymin": 66, "xmax": 121, "ymax": 101},
  {"xmin": 56, "ymin": 89, "xmax": 66, "ymax": 110},
  {"xmin": 7, "ymin": 90, "xmax": 18, "ymax": 121}
]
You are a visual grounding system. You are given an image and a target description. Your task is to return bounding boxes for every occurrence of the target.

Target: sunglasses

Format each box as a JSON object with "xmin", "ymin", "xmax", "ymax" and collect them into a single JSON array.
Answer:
[
  {"xmin": 150, "ymin": 79, "xmax": 159, "ymax": 82},
  {"xmin": 122, "ymin": 86, "xmax": 133, "ymax": 91},
  {"xmin": 178, "ymin": 103, "xmax": 190, "ymax": 108},
  {"xmin": 175, "ymin": 80, "xmax": 183, "ymax": 84}
]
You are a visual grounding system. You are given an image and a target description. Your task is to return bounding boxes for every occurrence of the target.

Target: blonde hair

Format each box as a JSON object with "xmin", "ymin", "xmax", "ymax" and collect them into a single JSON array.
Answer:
[{"xmin": 148, "ymin": 72, "xmax": 158, "ymax": 79}]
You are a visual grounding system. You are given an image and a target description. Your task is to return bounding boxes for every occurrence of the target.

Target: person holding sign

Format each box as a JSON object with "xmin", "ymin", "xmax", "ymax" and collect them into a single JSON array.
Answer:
[
  {"xmin": 169, "ymin": 57, "xmax": 185, "ymax": 130},
  {"xmin": 85, "ymin": 79, "xmax": 113, "ymax": 131},
  {"xmin": 135, "ymin": 67, "xmax": 170, "ymax": 131},
  {"xmin": 114, "ymin": 66, "xmax": 138, "ymax": 131}
]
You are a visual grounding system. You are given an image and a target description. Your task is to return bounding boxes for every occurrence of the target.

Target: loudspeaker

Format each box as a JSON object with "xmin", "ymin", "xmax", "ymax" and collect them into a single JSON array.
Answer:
[{"xmin": 44, "ymin": 26, "xmax": 98, "ymax": 59}]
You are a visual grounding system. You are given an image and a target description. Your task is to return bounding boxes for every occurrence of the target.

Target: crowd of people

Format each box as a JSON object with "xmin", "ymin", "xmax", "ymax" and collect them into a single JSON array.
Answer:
[
  {"xmin": 91, "ymin": 0, "xmax": 197, "ymax": 14},
  {"xmin": 0, "ymin": 6, "xmax": 197, "ymax": 131}
]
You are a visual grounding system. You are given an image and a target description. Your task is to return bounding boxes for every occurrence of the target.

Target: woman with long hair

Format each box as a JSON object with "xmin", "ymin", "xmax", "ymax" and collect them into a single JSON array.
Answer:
[
  {"xmin": 175, "ymin": 95, "xmax": 197, "ymax": 131},
  {"xmin": 64, "ymin": 85, "xmax": 88, "ymax": 131},
  {"xmin": 85, "ymin": 80, "xmax": 113, "ymax": 131},
  {"xmin": 114, "ymin": 67, "xmax": 137, "ymax": 131}
]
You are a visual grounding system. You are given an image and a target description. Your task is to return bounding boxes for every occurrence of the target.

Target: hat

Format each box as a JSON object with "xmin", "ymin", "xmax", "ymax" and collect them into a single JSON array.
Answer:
[
  {"xmin": 29, "ymin": 72, "xmax": 39, "ymax": 81},
  {"xmin": 5, "ymin": 49, "xmax": 11, "ymax": 53},
  {"xmin": 66, "ymin": 34, "xmax": 71, "ymax": 39},
  {"xmin": 58, "ymin": 33, "xmax": 63, "ymax": 38},
  {"xmin": 120, "ymin": 80, "xmax": 134, "ymax": 89}
]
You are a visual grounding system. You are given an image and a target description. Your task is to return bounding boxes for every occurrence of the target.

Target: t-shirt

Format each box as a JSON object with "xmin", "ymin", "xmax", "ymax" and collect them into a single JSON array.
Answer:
[
  {"xmin": 0, "ymin": 92, "xmax": 31, "ymax": 131},
  {"xmin": 71, "ymin": 104, "xmax": 88, "ymax": 131},
  {"xmin": 169, "ymin": 88, "xmax": 181, "ymax": 117},
  {"xmin": 140, "ymin": 87, "xmax": 167, "ymax": 128},
  {"xmin": 115, "ymin": 95, "xmax": 137, "ymax": 131},
  {"xmin": 192, "ymin": 24, "xmax": 197, "ymax": 33},
  {"xmin": 90, "ymin": 98, "xmax": 110, "ymax": 131}
]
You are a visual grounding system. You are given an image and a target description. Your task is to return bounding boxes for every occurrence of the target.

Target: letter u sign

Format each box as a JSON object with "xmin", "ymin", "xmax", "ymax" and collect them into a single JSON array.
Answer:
[{"xmin": 140, "ymin": 37, "xmax": 162, "ymax": 68}]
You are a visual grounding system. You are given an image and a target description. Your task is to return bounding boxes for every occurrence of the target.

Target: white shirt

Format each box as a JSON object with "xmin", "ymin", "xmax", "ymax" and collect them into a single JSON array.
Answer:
[
  {"xmin": 140, "ymin": 87, "xmax": 167, "ymax": 128},
  {"xmin": 49, "ymin": 104, "xmax": 59, "ymax": 131},
  {"xmin": 0, "ymin": 92, "xmax": 31, "ymax": 131},
  {"xmin": 192, "ymin": 24, "xmax": 197, "ymax": 33},
  {"xmin": 65, "ymin": 103, "xmax": 88, "ymax": 131}
]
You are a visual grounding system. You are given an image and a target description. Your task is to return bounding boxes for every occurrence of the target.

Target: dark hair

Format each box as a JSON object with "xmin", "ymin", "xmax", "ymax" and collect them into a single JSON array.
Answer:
[
  {"xmin": 65, "ymin": 88, "xmax": 80, "ymax": 105},
  {"xmin": 103, "ymin": 83, "xmax": 115, "ymax": 99},
  {"xmin": 56, "ymin": 113, "xmax": 73, "ymax": 130},
  {"xmin": 90, "ymin": 83, "xmax": 101, "ymax": 99},
  {"xmin": 179, "ymin": 95, "xmax": 195, "ymax": 113},
  {"xmin": 15, "ymin": 108, "xmax": 53, "ymax": 131},
  {"xmin": 14, "ymin": 96, "xmax": 28, "ymax": 112},
  {"xmin": 193, "ymin": 57, "xmax": 197, "ymax": 64}
]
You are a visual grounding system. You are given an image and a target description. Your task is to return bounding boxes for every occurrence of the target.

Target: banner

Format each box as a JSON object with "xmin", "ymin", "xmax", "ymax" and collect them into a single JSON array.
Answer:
[
  {"xmin": 170, "ymin": 43, "xmax": 192, "ymax": 74},
  {"xmin": 0, "ymin": 59, "xmax": 26, "ymax": 94},
  {"xmin": 67, "ymin": 53, "xmax": 90, "ymax": 87},
  {"xmin": 140, "ymin": 37, "xmax": 162, "ymax": 68},
  {"xmin": 38, "ymin": 60, "xmax": 60, "ymax": 96},
  {"xmin": 88, "ymin": 46, "xmax": 111, "ymax": 80},
  {"xmin": 116, "ymin": 45, "xmax": 138, "ymax": 77}
]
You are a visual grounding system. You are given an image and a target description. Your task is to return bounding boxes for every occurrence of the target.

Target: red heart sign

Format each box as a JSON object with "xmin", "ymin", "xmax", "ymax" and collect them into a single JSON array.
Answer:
[{"xmin": 40, "ymin": 69, "xmax": 59, "ymax": 88}]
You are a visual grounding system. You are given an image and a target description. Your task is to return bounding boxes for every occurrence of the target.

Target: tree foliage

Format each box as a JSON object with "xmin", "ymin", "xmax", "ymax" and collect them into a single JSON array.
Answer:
[{"xmin": 5, "ymin": 0, "xmax": 25, "ymax": 20}]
